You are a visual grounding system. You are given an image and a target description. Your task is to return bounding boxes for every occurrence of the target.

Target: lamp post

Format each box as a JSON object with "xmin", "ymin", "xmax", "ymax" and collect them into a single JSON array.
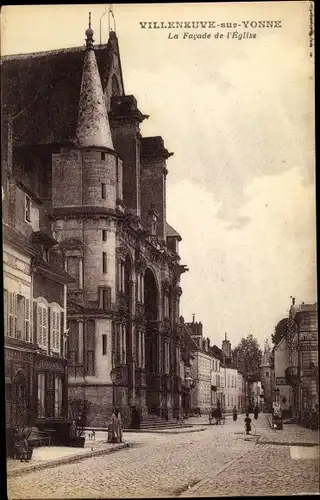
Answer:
[
  {"xmin": 184, "ymin": 375, "xmax": 195, "ymax": 417},
  {"xmin": 110, "ymin": 370, "xmax": 117, "ymax": 409}
]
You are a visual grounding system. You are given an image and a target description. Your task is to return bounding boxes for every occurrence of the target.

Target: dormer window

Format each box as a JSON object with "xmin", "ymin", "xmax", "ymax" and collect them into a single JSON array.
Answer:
[
  {"xmin": 25, "ymin": 195, "xmax": 31, "ymax": 223},
  {"xmin": 41, "ymin": 245, "xmax": 49, "ymax": 262}
]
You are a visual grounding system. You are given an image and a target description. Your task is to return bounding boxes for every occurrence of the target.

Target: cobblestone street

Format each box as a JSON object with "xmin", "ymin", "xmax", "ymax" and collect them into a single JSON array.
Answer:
[{"xmin": 7, "ymin": 415, "xmax": 319, "ymax": 499}]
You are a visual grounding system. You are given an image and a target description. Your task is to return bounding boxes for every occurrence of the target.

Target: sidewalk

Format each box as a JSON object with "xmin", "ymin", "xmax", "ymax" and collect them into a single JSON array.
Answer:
[
  {"xmin": 257, "ymin": 414, "xmax": 319, "ymax": 446},
  {"xmin": 7, "ymin": 437, "xmax": 129, "ymax": 478}
]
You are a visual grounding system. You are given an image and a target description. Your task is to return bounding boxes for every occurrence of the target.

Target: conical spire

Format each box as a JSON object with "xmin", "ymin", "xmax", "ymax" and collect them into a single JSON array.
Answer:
[{"xmin": 76, "ymin": 13, "xmax": 114, "ymax": 149}]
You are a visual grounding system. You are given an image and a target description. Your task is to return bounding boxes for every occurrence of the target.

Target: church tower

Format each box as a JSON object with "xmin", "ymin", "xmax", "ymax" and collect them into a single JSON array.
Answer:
[
  {"xmin": 260, "ymin": 338, "xmax": 273, "ymax": 411},
  {"xmin": 51, "ymin": 15, "xmax": 123, "ymax": 425}
]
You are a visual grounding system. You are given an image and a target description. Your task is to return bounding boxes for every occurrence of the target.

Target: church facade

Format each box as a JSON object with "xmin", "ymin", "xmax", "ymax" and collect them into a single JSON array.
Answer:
[{"xmin": 2, "ymin": 22, "xmax": 188, "ymax": 426}]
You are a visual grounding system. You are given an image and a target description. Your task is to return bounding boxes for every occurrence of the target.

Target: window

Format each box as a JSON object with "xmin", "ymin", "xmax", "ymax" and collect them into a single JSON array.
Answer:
[
  {"xmin": 164, "ymin": 293, "xmax": 170, "ymax": 318},
  {"xmin": 164, "ymin": 342, "xmax": 170, "ymax": 374},
  {"xmin": 46, "ymin": 373, "xmax": 54, "ymax": 417},
  {"xmin": 37, "ymin": 373, "xmax": 45, "ymax": 418},
  {"xmin": 37, "ymin": 303, "xmax": 48, "ymax": 350},
  {"xmin": 136, "ymin": 331, "xmax": 145, "ymax": 368},
  {"xmin": 102, "ymin": 252, "xmax": 107, "ymax": 273},
  {"xmin": 102, "ymin": 230, "xmax": 107, "ymax": 241},
  {"xmin": 116, "ymin": 324, "xmax": 126, "ymax": 364},
  {"xmin": 102, "ymin": 334, "xmax": 107, "ymax": 356},
  {"xmin": 101, "ymin": 183, "xmax": 106, "ymax": 199},
  {"xmin": 79, "ymin": 259, "xmax": 83, "ymax": 290},
  {"xmin": 118, "ymin": 261, "xmax": 125, "ymax": 292},
  {"xmin": 67, "ymin": 257, "xmax": 81, "ymax": 289},
  {"xmin": 7, "ymin": 292, "xmax": 16, "ymax": 338},
  {"xmin": 54, "ymin": 376, "xmax": 63, "ymax": 418},
  {"xmin": 100, "ymin": 287, "xmax": 111, "ymax": 309},
  {"xmin": 101, "ymin": 152, "xmax": 106, "ymax": 161},
  {"xmin": 50, "ymin": 308, "xmax": 61, "ymax": 353},
  {"xmin": 78, "ymin": 321, "xmax": 84, "ymax": 363},
  {"xmin": 25, "ymin": 195, "xmax": 31, "ymax": 223},
  {"xmin": 265, "ymin": 371, "xmax": 269, "ymax": 378}
]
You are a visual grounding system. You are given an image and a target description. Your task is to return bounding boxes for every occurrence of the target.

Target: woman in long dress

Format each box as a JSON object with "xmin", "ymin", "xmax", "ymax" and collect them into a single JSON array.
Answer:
[
  {"xmin": 233, "ymin": 406, "xmax": 238, "ymax": 422},
  {"xmin": 116, "ymin": 409, "xmax": 123, "ymax": 443},
  {"xmin": 108, "ymin": 410, "xmax": 119, "ymax": 443}
]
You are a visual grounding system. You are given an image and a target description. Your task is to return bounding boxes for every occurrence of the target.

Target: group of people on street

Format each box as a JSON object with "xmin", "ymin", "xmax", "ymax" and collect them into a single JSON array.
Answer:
[
  {"xmin": 208, "ymin": 404, "xmax": 260, "ymax": 435},
  {"xmin": 244, "ymin": 405, "xmax": 259, "ymax": 434},
  {"xmin": 209, "ymin": 405, "xmax": 224, "ymax": 425}
]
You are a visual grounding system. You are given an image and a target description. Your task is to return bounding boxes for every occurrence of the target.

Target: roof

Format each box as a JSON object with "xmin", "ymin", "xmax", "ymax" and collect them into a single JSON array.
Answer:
[
  {"xmin": 1, "ymin": 32, "xmax": 122, "ymax": 147},
  {"xmin": 182, "ymin": 324, "xmax": 201, "ymax": 352},
  {"xmin": 166, "ymin": 222, "xmax": 182, "ymax": 241}
]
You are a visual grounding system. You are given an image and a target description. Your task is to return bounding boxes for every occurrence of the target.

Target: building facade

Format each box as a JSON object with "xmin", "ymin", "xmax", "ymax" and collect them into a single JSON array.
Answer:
[
  {"xmin": 286, "ymin": 301, "xmax": 318, "ymax": 421},
  {"xmin": 2, "ymin": 23, "xmax": 188, "ymax": 426},
  {"xmin": 2, "ymin": 120, "xmax": 73, "ymax": 433}
]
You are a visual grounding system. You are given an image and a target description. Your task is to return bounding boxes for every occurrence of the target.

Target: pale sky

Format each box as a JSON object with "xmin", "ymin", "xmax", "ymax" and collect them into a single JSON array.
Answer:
[{"xmin": 1, "ymin": 3, "xmax": 316, "ymax": 350}]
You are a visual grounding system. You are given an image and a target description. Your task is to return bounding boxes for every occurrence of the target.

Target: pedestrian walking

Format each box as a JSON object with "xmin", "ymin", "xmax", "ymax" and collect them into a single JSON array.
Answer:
[
  {"xmin": 108, "ymin": 408, "xmax": 121, "ymax": 443},
  {"xmin": 19, "ymin": 431, "xmax": 29, "ymax": 462},
  {"xmin": 244, "ymin": 413, "xmax": 252, "ymax": 435},
  {"xmin": 254, "ymin": 405, "xmax": 259, "ymax": 420},
  {"xmin": 217, "ymin": 406, "xmax": 222, "ymax": 425},
  {"xmin": 233, "ymin": 406, "xmax": 237, "ymax": 422}
]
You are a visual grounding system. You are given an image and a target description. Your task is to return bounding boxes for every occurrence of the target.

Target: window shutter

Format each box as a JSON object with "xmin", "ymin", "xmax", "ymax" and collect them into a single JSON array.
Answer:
[
  {"xmin": 25, "ymin": 298, "xmax": 31, "ymax": 342},
  {"xmin": 56, "ymin": 311, "xmax": 61, "ymax": 354},
  {"xmin": 37, "ymin": 305, "xmax": 42, "ymax": 347},
  {"xmin": 20, "ymin": 296, "xmax": 26, "ymax": 340},
  {"xmin": 4, "ymin": 290, "xmax": 8, "ymax": 336},
  {"xmin": 13, "ymin": 293, "xmax": 17, "ymax": 338},
  {"xmin": 8, "ymin": 292, "xmax": 14, "ymax": 337},
  {"xmin": 33, "ymin": 301, "xmax": 38, "ymax": 344},
  {"xmin": 43, "ymin": 307, "xmax": 48, "ymax": 350},
  {"xmin": 50, "ymin": 309, "xmax": 55, "ymax": 351}
]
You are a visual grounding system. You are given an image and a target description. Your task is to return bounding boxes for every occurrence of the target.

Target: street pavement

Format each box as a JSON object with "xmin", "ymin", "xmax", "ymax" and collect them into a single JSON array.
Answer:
[{"xmin": 7, "ymin": 414, "xmax": 319, "ymax": 499}]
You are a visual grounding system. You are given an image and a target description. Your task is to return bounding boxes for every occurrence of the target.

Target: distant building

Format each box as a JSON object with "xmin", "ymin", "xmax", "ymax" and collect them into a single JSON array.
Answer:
[
  {"xmin": 286, "ymin": 301, "xmax": 318, "ymax": 421},
  {"xmin": 260, "ymin": 339, "xmax": 274, "ymax": 411},
  {"xmin": 273, "ymin": 335, "xmax": 292, "ymax": 412},
  {"xmin": 184, "ymin": 319, "xmax": 212, "ymax": 413}
]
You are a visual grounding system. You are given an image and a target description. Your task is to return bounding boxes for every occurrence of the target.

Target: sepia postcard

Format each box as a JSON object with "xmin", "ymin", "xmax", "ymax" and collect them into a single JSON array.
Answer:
[{"xmin": 1, "ymin": 2, "xmax": 318, "ymax": 499}]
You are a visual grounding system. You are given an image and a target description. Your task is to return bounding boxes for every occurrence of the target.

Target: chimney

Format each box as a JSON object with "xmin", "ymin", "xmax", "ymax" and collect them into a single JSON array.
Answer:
[{"xmin": 192, "ymin": 314, "xmax": 195, "ymax": 323}]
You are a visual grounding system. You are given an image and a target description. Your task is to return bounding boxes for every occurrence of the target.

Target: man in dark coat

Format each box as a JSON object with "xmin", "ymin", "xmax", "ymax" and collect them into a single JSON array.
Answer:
[{"xmin": 130, "ymin": 405, "xmax": 141, "ymax": 429}]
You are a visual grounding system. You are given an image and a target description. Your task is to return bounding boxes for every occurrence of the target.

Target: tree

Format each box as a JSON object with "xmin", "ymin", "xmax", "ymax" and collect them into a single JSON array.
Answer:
[
  {"xmin": 232, "ymin": 334, "xmax": 262, "ymax": 382},
  {"xmin": 271, "ymin": 317, "xmax": 289, "ymax": 346},
  {"xmin": 68, "ymin": 398, "xmax": 91, "ymax": 437}
]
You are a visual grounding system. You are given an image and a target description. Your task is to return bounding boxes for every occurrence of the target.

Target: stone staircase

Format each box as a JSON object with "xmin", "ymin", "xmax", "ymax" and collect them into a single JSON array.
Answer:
[{"xmin": 128, "ymin": 413, "xmax": 193, "ymax": 431}]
